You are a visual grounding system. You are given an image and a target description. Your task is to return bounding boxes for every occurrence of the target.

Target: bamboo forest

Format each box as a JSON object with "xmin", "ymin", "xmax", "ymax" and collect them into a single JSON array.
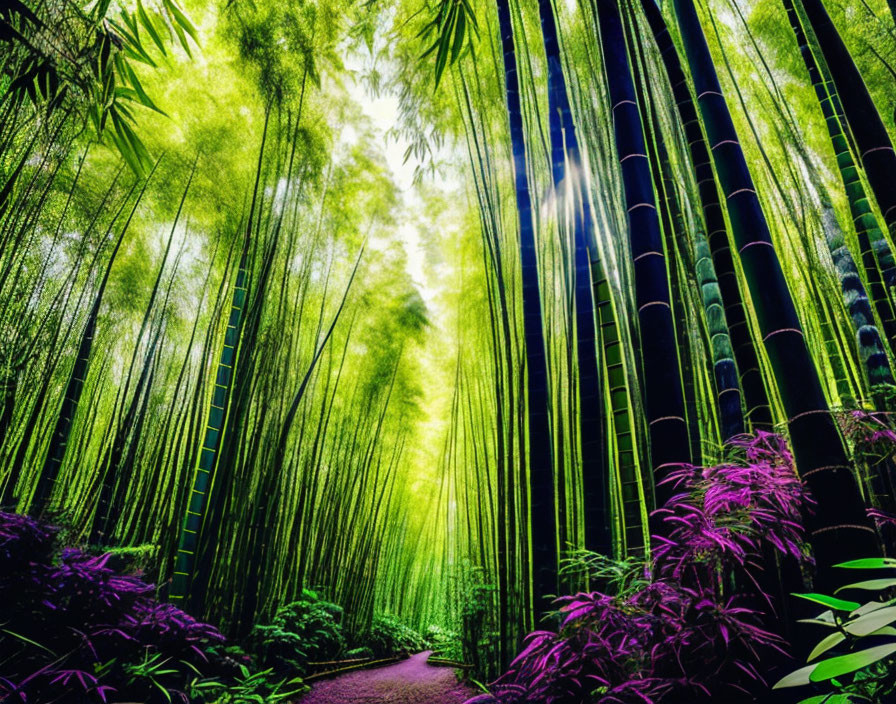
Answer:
[{"xmin": 3, "ymin": 0, "xmax": 896, "ymax": 701}]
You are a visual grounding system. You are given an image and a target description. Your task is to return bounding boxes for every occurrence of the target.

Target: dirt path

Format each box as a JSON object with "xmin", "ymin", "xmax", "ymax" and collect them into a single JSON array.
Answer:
[{"xmin": 298, "ymin": 651, "xmax": 477, "ymax": 704}]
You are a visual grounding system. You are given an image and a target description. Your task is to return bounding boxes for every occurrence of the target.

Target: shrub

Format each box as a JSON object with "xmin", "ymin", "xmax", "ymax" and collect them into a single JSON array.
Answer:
[
  {"xmin": 362, "ymin": 613, "xmax": 428, "ymax": 657},
  {"xmin": 248, "ymin": 589, "xmax": 345, "ymax": 673},
  {"xmin": 192, "ymin": 664, "xmax": 306, "ymax": 704},
  {"xmin": 344, "ymin": 646, "xmax": 374, "ymax": 659},
  {"xmin": 0, "ymin": 510, "xmax": 224, "ymax": 703},
  {"xmin": 450, "ymin": 560, "xmax": 499, "ymax": 678},
  {"xmin": 467, "ymin": 432, "xmax": 813, "ymax": 704},
  {"xmin": 774, "ymin": 557, "xmax": 896, "ymax": 703},
  {"xmin": 425, "ymin": 624, "xmax": 462, "ymax": 661}
]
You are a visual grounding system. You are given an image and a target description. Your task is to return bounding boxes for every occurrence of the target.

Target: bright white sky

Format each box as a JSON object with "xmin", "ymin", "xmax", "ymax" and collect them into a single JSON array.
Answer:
[{"xmin": 343, "ymin": 50, "xmax": 436, "ymax": 304}]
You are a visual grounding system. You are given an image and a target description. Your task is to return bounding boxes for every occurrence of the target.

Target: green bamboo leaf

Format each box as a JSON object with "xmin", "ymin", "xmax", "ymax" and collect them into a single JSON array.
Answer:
[
  {"xmin": 451, "ymin": 9, "xmax": 466, "ymax": 65},
  {"xmin": 797, "ymin": 696, "xmax": 857, "ymax": 704},
  {"xmin": 122, "ymin": 62, "xmax": 166, "ymax": 115},
  {"xmin": 843, "ymin": 605, "xmax": 896, "ymax": 636},
  {"xmin": 432, "ymin": 6, "xmax": 456, "ymax": 87},
  {"xmin": 807, "ymin": 631, "xmax": 846, "ymax": 662},
  {"xmin": 115, "ymin": 101, "xmax": 137, "ymax": 124},
  {"xmin": 461, "ymin": 0, "xmax": 479, "ymax": 35},
  {"xmin": 137, "ymin": 0, "xmax": 167, "ymax": 56},
  {"xmin": 835, "ymin": 579, "xmax": 896, "ymax": 593},
  {"xmin": 109, "ymin": 129, "xmax": 141, "ymax": 175},
  {"xmin": 868, "ymin": 626, "xmax": 896, "ymax": 636},
  {"xmin": 793, "ymin": 593, "xmax": 861, "ymax": 612},
  {"xmin": 114, "ymin": 86, "xmax": 139, "ymax": 101},
  {"xmin": 773, "ymin": 663, "xmax": 817, "ymax": 689},
  {"xmin": 162, "ymin": 0, "xmax": 199, "ymax": 46},
  {"xmin": 1, "ymin": 629, "xmax": 57, "ymax": 654},
  {"xmin": 850, "ymin": 598, "xmax": 896, "ymax": 617},
  {"xmin": 108, "ymin": 19, "xmax": 146, "ymax": 55},
  {"xmin": 834, "ymin": 558, "xmax": 896, "ymax": 569},
  {"xmin": 170, "ymin": 20, "xmax": 192, "ymax": 59},
  {"xmin": 119, "ymin": 8, "xmax": 141, "ymax": 39},
  {"xmin": 809, "ymin": 643, "xmax": 896, "ymax": 682},
  {"xmin": 420, "ymin": 38, "xmax": 441, "ymax": 61},
  {"xmin": 110, "ymin": 108, "xmax": 147, "ymax": 175},
  {"xmin": 94, "ymin": 0, "xmax": 113, "ymax": 21}
]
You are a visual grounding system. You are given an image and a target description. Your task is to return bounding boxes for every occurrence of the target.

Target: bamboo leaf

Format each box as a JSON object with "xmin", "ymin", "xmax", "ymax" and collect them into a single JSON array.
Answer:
[
  {"xmin": 835, "ymin": 579, "xmax": 896, "ymax": 593},
  {"xmin": 834, "ymin": 558, "xmax": 896, "ymax": 569},
  {"xmin": 807, "ymin": 631, "xmax": 846, "ymax": 662},
  {"xmin": 843, "ymin": 606, "xmax": 896, "ymax": 636},
  {"xmin": 451, "ymin": 8, "xmax": 466, "ymax": 65},
  {"xmin": 773, "ymin": 663, "xmax": 817, "ymax": 689},
  {"xmin": 137, "ymin": 0, "xmax": 167, "ymax": 56},
  {"xmin": 809, "ymin": 644, "xmax": 896, "ymax": 682},
  {"xmin": 122, "ymin": 61, "xmax": 166, "ymax": 115},
  {"xmin": 793, "ymin": 593, "xmax": 862, "ymax": 612},
  {"xmin": 162, "ymin": 0, "xmax": 199, "ymax": 46}
]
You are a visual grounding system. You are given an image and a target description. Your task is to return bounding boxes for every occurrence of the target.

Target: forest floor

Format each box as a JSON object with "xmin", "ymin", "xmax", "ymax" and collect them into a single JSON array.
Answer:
[{"xmin": 297, "ymin": 651, "xmax": 477, "ymax": 704}]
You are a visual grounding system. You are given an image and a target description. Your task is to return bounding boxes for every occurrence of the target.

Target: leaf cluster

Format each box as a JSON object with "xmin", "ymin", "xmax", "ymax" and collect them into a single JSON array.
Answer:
[
  {"xmin": 0, "ymin": 510, "xmax": 224, "ymax": 703},
  {"xmin": 418, "ymin": 0, "xmax": 479, "ymax": 87},
  {"xmin": 248, "ymin": 588, "xmax": 346, "ymax": 673},
  {"xmin": 1, "ymin": 0, "xmax": 198, "ymax": 176},
  {"xmin": 360, "ymin": 613, "xmax": 429, "ymax": 658},
  {"xmin": 774, "ymin": 558, "xmax": 896, "ymax": 703}
]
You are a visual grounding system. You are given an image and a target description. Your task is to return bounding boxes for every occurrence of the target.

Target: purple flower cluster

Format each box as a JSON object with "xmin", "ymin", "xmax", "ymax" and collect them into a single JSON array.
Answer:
[
  {"xmin": 0, "ymin": 511, "xmax": 223, "ymax": 703},
  {"xmin": 468, "ymin": 432, "xmax": 812, "ymax": 704}
]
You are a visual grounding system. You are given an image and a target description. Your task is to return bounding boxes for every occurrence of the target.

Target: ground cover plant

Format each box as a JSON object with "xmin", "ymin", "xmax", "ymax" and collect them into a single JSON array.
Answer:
[
  {"xmin": 773, "ymin": 509, "xmax": 896, "ymax": 702},
  {"xmin": 0, "ymin": 510, "xmax": 304, "ymax": 703},
  {"xmin": 249, "ymin": 589, "xmax": 346, "ymax": 673},
  {"xmin": 362, "ymin": 614, "xmax": 431, "ymax": 659}
]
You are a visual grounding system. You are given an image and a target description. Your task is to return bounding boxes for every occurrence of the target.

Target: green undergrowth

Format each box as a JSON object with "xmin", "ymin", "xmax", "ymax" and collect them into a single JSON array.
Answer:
[
  {"xmin": 1, "ymin": 511, "xmax": 461, "ymax": 703},
  {"xmin": 249, "ymin": 590, "xmax": 445, "ymax": 671}
]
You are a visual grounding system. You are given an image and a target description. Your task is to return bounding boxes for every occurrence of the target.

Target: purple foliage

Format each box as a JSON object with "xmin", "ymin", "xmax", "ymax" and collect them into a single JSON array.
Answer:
[
  {"xmin": 838, "ymin": 409, "xmax": 896, "ymax": 459},
  {"xmin": 0, "ymin": 511, "xmax": 223, "ymax": 703},
  {"xmin": 653, "ymin": 431, "xmax": 810, "ymax": 582},
  {"xmin": 868, "ymin": 507, "xmax": 896, "ymax": 529},
  {"xmin": 468, "ymin": 432, "xmax": 812, "ymax": 704}
]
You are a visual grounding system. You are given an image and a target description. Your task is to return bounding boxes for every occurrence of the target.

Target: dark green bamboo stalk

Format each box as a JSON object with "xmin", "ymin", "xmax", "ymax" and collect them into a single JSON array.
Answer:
[
  {"xmin": 537, "ymin": 0, "xmax": 611, "ymax": 563},
  {"xmin": 30, "ymin": 161, "xmax": 159, "ymax": 514},
  {"xmin": 796, "ymin": 0, "xmax": 896, "ymax": 240},
  {"xmin": 781, "ymin": 0, "xmax": 896, "ymax": 350},
  {"xmin": 641, "ymin": 0, "xmax": 772, "ymax": 430},
  {"xmin": 169, "ymin": 115, "xmax": 270, "ymax": 603},
  {"xmin": 672, "ymin": 0, "xmax": 878, "ymax": 577},
  {"xmin": 595, "ymin": 0, "xmax": 691, "ymax": 511},
  {"xmin": 496, "ymin": 0, "xmax": 558, "ymax": 628}
]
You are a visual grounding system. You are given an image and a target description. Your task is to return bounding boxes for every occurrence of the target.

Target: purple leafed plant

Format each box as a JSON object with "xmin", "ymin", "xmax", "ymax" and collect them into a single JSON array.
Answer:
[
  {"xmin": 468, "ymin": 432, "xmax": 812, "ymax": 704},
  {"xmin": 652, "ymin": 431, "xmax": 811, "ymax": 583},
  {"xmin": 0, "ymin": 511, "xmax": 224, "ymax": 703},
  {"xmin": 838, "ymin": 409, "xmax": 896, "ymax": 543},
  {"xmin": 868, "ymin": 507, "xmax": 896, "ymax": 528},
  {"xmin": 838, "ymin": 408, "xmax": 896, "ymax": 459}
]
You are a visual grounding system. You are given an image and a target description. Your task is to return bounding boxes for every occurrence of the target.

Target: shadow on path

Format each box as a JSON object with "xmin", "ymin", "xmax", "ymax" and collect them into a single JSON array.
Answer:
[{"xmin": 298, "ymin": 651, "xmax": 476, "ymax": 704}]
